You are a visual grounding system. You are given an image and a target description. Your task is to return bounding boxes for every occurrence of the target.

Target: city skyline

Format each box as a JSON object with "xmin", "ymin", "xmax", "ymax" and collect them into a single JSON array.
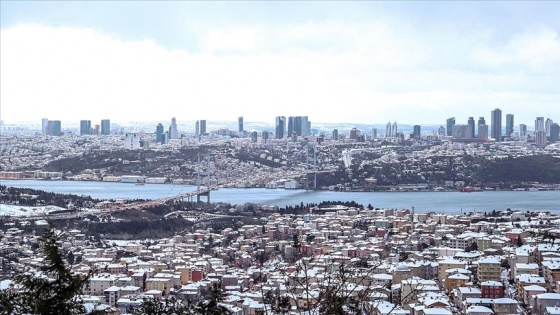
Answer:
[{"xmin": 1, "ymin": 2, "xmax": 560, "ymax": 124}]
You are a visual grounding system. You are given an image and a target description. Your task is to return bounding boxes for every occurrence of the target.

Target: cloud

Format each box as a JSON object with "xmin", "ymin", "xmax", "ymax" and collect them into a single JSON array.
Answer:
[{"xmin": 1, "ymin": 23, "xmax": 559, "ymax": 127}]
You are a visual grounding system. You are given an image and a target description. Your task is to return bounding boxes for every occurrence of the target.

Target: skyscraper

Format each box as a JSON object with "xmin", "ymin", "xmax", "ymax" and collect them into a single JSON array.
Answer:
[
  {"xmin": 505, "ymin": 114, "xmax": 514, "ymax": 137},
  {"xmin": 195, "ymin": 120, "xmax": 200, "ymax": 137},
  {"xmin": 169, "ymin": 117, "xmax": 179, "ymax": 139},
  {"xmin": 446, "ymin": 117, "xmax": 455, "ymax": 136},
  {"xmin": 101, "ymin": 119, "xmax": 111, "ymax": 135},
  {"xmin": 546, "ymin": 118, "xmax": 554, "ymax": 137},
  {"xmin": 80, "ymin": 120, "xmax": 91, "ymax": 135},
  {"xmin": 535, "ymin": 117, "xmax": 545, "ymax": 132},
  {"xmin": 47, "ymin": 120, "xmax": 62, "ymax": 136},
  {"xmin": 491, "ymin": 108, "xmax": 502, "ymax": 142},
  {"xmin": 519, "ymin": 124, "xmax": 527, "ymax": 141},
  {"xmin": 156, "ymin": 123, "xmax": 164, "ymax": 144},
  {"xmin": 238, "ymin": 116, "xmax": 244, "ymax": 133},
  {"xmin": 550, "ymin": 123, "xmax": 559, "ymax": 142},
  {"xmin": 275, "ymin": 116, "xmax": 285, "ymax": 139},
  {"xmin": 391, "ymin": 122, "xmax": 398, "ymax": 138},
  {"xmin": 199, "ymin": 120, "xmax": 207, "ymax": 135},
  {"xmin": 41, "ymin": 118, "xmax": 49, "ymax": 135},
  {"xmin": 413, "ymin": 125, "xmax": 421, "ymax": 139},
  {"xmin": 385, "ymin": 122, "xmax": 392, "ymax": 137},
  {"xmin": 467, "ymin": 117, "xmax": 475, "ymax": 138},
  {"xmin": 262, "ymin": 131, "xmax": 269, "ymax": 143},
  {"xmin": 332, "ymin": 129, "xmax": 339, "ymax": 141},
  {"xmin": 478, "ymin": 124, "xmax": 488, "ymax": 140}
]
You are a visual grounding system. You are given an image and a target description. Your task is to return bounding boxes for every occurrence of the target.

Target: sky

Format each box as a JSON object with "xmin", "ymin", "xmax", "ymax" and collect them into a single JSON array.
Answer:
[{"xmin": 1, "ymin": 1, "xmax": 560, "ymax": 126}]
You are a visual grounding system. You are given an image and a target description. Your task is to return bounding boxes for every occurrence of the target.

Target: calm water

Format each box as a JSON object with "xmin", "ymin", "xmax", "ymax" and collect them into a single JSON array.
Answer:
[{"xmin": 1, "ymin": 179, "xmax": 559, "ymax": 214}]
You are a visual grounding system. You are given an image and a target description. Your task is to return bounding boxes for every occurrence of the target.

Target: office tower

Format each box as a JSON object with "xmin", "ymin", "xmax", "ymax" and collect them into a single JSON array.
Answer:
[
  {"xmin": 199, "ymin": 120, "xmax": 207, "ymax": 135},
  {"xmin": 332, "ymin": 129, "xmax": 339, "ymax": 141},
  {"xmin": 535, "ymin": 117, "xmax": 545, "ymax": 132},
  {"xmin": 478, "ymin": 117, "xmax": 486, "ymax": 126},
  {"xmin": 301, "ymin": 116, "xmax": 310, "ymax": 136},
  {"xmin": 446, "ymin": 117, "xmax": 455, "ymax": 136},
  {"xmin": 275, "ymin": 116, "xmax": 285, "ymax": 139},
  {"xmin": 41, "ymin": 118, "xmax": 49, "ymax": 135},
  {"xmin": 550, "ymin": 123, "xmax": 560, "ymax": 142},
  {"xmin": 519, "ymin": 124, "xmax": 527, "ymax": 141},
  {"xmin": 372, "ymin": 128, "xmax": 378, "ymax": 139},
  {"xmin": 80, "ymin": 120, "xmax": 91, "ymax": 135},
  {"xmin": 536, "ymin": 130, "xmax": 547, "ymax": 146},
  {"xmin": 505, "ymin": 114, "xmax": 514, "ymax": 137},
  {"xmin": 291, "ymin": 131, "xmax": 297, "ymax": 142},
  {"xmin": 287, "ymin": 117, "xmax": 295, "ymax": 137},
  {"xmin": 350, "ymin": 128, "xmax": 359, "ymax": 140},
  {"xmin": 156, "ymin": 123, "xmax": 165, "ymax": 144},
  {"xmin": 385, "ymin": 122, "xmax": 392, "ymax": 137},
  {"xmin": 250, "ymin": 131, "xmax": 258, "ymax": 143},
  {"xmin": 101, "ymin": 119, "xmax": 110, "ymax": 135},
  {"xmin": 93, "ymin": 125, "xmax": 100, "ymax": 135},
  {"xmin": 46, "ymin": 120, "xmax": 62, "ymax": 136},
  {"xmin": 438, "ymin": 126, "xmax": 446, "ymax": 136},
  {"xmin": 262, "ymin": 131, "xmax": 269, "ymax": 143},
  {"xmin": 467, "ymin": 117, "xmax": 475, "ymax": 138},
  {"xmin": 392, "ymin": 122, "xmax": 398, "ymax": 137},
  {"xmin": 491, "ymin": 108, "xmax": 502, "ymax": 141},
  {"xmin": 452, "ymin": 124, "xmax": 472, "ymax": 139},
  {"xmin": 195, "ymin": 120, "xmax": 200, "ymax": 137},
  {"xmin": 546, "ymin": 118, "xmax": 554, "ymax": 137},
  {"xmin": 413, "ymin": 125, "xmax": 421, "ymax": 139},
  {"xmin": 478, "ymin": 124, "xmax": 488, "ymax": 140},
  {"xmin": 169, "ymin": 117, "xmax": 179, "ymax": 139},
  {"xmin": 238, "ymin": 116, "xmax": 244, "ymax": 133}
]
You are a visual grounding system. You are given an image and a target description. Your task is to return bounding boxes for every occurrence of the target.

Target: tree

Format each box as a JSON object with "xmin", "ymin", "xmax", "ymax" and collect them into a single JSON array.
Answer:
[
  {"xmin": 0, "ymin": 226, "xmax": 95, "ymax": 315},
  {"xmin": 194, "ymin": 282, "xmax": 231, "ymax": 315},
  {"xmin": 67, "ymin": 250, "xmax": 75, "ymax": 266}
]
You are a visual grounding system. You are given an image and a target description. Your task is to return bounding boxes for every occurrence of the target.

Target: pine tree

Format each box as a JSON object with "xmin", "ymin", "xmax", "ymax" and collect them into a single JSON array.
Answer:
[{"xmin": 0, "ymin": 226, "xmax": 94, "ymax": 315}]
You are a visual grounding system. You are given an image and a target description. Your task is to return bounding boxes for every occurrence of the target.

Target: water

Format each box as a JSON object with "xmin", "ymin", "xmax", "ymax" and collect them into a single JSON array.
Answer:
[{"xmin": 1, "ymin": 179, "xmax": 559, "ymax": 214}]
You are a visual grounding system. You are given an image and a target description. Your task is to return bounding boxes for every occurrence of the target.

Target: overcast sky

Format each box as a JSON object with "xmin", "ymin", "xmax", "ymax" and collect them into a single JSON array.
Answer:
[{"xmin": 1, "ymin": 2, "xmax": 559, "ymax": 126}]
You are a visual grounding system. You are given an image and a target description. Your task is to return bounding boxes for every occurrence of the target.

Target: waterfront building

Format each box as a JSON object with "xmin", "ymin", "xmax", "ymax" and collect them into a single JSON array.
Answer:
[
  {"xmin": 491, "ymin": 108, "xmax": 502, "ymax": 142},
  {"xmin": 446, "ymin": 117, "xmax": 455, "ymax": 137},
  {"xmin": 80, "ymin": 120, "xmax": 91, "ymax": 135},
  {"xmin": 101, "ymin": 119, "xmax": 111, "ymax": 135}
]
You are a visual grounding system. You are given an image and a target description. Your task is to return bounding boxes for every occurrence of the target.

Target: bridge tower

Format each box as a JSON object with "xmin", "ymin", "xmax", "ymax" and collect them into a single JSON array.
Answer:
[{"xmin": 196, "ymin": 152, "xmax": 211, "ymax": 204}]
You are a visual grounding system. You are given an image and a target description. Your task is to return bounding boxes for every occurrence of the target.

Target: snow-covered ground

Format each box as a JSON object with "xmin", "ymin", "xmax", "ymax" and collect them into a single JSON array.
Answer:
[{"xmin": 0, "ymin": 204, "xmax": 66, "ymax": 217}]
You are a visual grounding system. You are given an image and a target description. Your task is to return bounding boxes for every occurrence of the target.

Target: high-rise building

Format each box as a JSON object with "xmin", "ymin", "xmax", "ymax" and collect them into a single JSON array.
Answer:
[
  {"xmin": 372, "ymin": 128, "xmax": 378, "ymax": 139},
  {"xmin": 350, "ymin": 128, "xmax": 359, "ymax": 140},
  {"xmin": 535, "ymin": 117, "xmax": 545, "ymax": 132},
  {"xmin": 195, "ymin": 120, "xmax": 200, "ymax": 137},
  {"xmin": 124, "ymin": 133, "xmax": 141, "ymax": 150},
  {"xmin": 156, "ymin": 123, "xmax": 165, "ymax": 144},
  {"xmin": 42, "ymin": 118, "xmax": 49, "ymax": 135},
  {"xmin": 438, "ymin": 126, "xmax": 446, "ymax": 136},
  {"xmin": 452, "ymin": 124, "xmax": 472, "ymax": 139},
  {"xmin": 478, "ymin": 124, "xmax": 489, "ymax": 140},
  {"xmin": 550, "ymin": 123, "xmax": 559, "ymax": 142},
  {"xmin": 250, "ymin": 131, "xmax": 258, "ymax": 143},
  {"xmin": 93, "ymin": 125, "xmax": 100, "ymax": 135},
  {"xmin": 519, "ymin": 124, "xmax": 527, "ymax": 141},
  {"xmin": 47, "ymin": 120, "xmax": 62, "ymax": 136},
  {"xmin": 546, "ymin": 118, "xmax": 554, "ymax": 137},
  {"xmin": 262, "ymin": 131, "xmax": 269, "ymax": 143},
  {"xmin": 446, "ymin": 117, "xmax": 455, "ymax": 136},
  {"xmin": 491, "ymin": 108, "xmax": 502, "ymax": 142},
  {"xmin": 392, "ymin": 122, "xmax": 398, "ymax": 138},
  {"xmin": 238, "ymin": 116, "xmax": 244, "ymax": 133},
  {"xmin": 80, "ymin": 120, "xmax": 91, "ymax": 135},
  {"xmin": 101, "ymin": 119, "xmax": 111, "ymax": 135},
  {"xmin": 199, "ymin": 120, "xmax": 207, "ymax": 135},
  {"xmin": 385, "ymin": 122, "xmax": 392, "ymax": 137},
  {"xmin": 535, "ymin": 130, "xmax": 547, "ymax": 146},
  {"xmin": 332, "ymin": 129, "xmax": 339, "ymax": 141},
  {"xmin": 505, "ymin": 114, "xmax": 514, "ymax": 137},
  {"xmin": 275, "ymin": 116, "xmax": 285, "ymax": 139},
  {"xmin": 477, "ymin": 117, "xmax": 486, "ymax": 137},
  {"xmin": 413, "ymin": 125, "xmax": 421, "ymax": 139},
  {"xmin": 467, "ymin": 117, "xmax": 475, "ymax": 138},
  {"xmin": 169, "ymin": 117, "xmax": 179, "ymax": 139}
]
